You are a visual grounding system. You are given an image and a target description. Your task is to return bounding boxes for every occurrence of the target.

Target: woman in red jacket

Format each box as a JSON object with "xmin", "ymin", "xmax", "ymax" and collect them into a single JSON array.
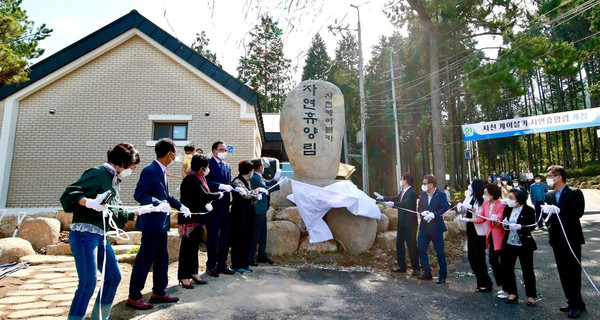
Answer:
[{"xmin": 475, "ymin": 183, "xmax": 506, "ymax": 298}]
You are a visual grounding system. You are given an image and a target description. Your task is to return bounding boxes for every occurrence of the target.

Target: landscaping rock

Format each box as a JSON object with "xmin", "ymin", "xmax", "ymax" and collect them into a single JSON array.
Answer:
[
  {"xmin": 383, "ymin": 208, "xmax": 398, "ymax": 230},
  {"xmin": 18, "ymin": 217, "xmax": 61, "ymax": 251},
  {"xmin": 324, "ymin": 208, "xmax": 377, "ymax": 256},
  {"xmin": 45, "ymin": 243, "xmax": 72, "ymax": 256},
  {"xmin": 275, "ymin": 207, "xmax": 306, "ymax": 231},
  {"xmin": 376, "ymin": 231, "xmax": 397, "ymax": 251},
  {"xmin": 377, "ymin": 214, "xmax": 390, "ymax": 233},
  {"xmin": 266, "ymin": 221, "xmax": 300, "ymax": 256},
  {"xmin": 298, "ymin": 237, "xmax": 338, "ymax": 253},
  {"xmin": 0, "ymin": 238, "xmax": 35, "ymax": 264}
]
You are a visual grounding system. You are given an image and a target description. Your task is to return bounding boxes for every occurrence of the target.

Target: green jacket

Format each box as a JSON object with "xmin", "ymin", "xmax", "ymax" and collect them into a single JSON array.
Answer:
[{"xmin": 60, "ymin": 166, "xmax": 134, "ymax": 230}]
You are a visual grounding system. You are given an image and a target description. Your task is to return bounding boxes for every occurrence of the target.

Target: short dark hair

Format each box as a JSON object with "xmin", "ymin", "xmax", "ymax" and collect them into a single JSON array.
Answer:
[
  {"xmin": 190, "ymin": 154, "xmax": 209, "ymax": 172},
  {"xmin": 184, "ymin": 143, "xmax": 195, "ymax": 152},
  {"xmin": 196, "ymin": 148, "xmax": 203, "ymax": 154},
  {"xmin": 484, "ymin": 183, "xmax": 502, "ymax": 200},
  {"xmin": 402, "ymin": 173, "xmax": 414, "ymax": 186},
  {"xmin": 534, "ymin": 174, "xmax": 542, "ymax": 179},
  {"xmin": 512, "ymin": 179, "xmax": 519, "ymax": 183},
  {"xmin": 547, "ymin": 165, "xmax": 567, "ymax": 182},
  {"xmin": 251, "ymin": 158, "xmax": 263, "ymax": 170},
  {"xmin": 212, "ymin": 141, "xmax": 225, "ymax": 151},
  {"xmin": 107, "ymin": 143, "xmax": 140, "ymax": 169},
  {"xmin": 500, "ymin": 177, "xmax": 508, "ymax": 182},
  {"xmin": 238, "ymin": 160, "xmax": 254, "ymax": 175},
  {"xmin": 155, "ymin": 138, "xmax": 175, "ymax": 158},
  {"xmin": 423, "ymin": 174, "xmax": 437, "ymax": 187},
  {"xmin": 511, "ymin": 189, "xmax": 528, "ymax": 205}
]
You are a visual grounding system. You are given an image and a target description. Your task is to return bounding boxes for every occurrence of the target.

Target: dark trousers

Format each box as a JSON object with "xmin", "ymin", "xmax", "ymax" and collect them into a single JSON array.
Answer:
[
  {"xmin": 205, "ymin": 207, "xmax": 230, "ymax": 270},
  {"xmin": 466, "ymin": 224, "xmax": 492, "ymax": 289},
  {"xmin": 488, "ymin": 236, "xmax": 503, "ymax": 288},
  {"xmin": 177, "ymin": 226, "xmax": 203, "ymax": 279},
  {"xmin": 129, "ymin": 232, "xmax": 168, "ymax": 300},
  {"xmin": 534, "ymin": 201, "xmax": 545, "ymax": 228},
  {"xmin": 248, "ymin": 213, "xmax": 268, "ymax": 261},
  {"xmin": 502, "ymin": 244, "xmax": 536, "ymax": 298},
  {"xmin": 396, "ymin": 226, "xmax": 419, "ymax": 270},
  {"xmin": 230, "ymin": 211, "xmax": 253, "ymax": 269},
  {"xmin": 418, "ymin": 229, "xmax": 446, "ymax": 278},
  {"xmin": 553, "ymin": 242, "xmax": 585, "ymax": 309}
]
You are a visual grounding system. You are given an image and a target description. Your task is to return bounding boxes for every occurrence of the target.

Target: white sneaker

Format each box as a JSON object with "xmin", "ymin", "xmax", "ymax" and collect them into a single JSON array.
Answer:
[
  {"xmin": 498, "ymin": 293, "xmax": 509, "ymax": 299},
  {"xmin": 497, "ymin": 290, "xmax": 504, "ymax": 295}
]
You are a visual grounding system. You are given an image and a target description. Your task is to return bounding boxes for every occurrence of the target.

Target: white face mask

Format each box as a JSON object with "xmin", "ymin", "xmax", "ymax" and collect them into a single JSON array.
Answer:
[
  {"xmin": 421, "ymin": 184, "xmax": 428, "ymax": 192},
  {"xmin": 217, "ymin": 152, "xmax": 227, "ymax": 160},
  {"xmin": 546, "ymin": 178, "xmax": 554, "ymax": 187},
  {"xmin": 483, "ymin": 195, "xmax": 491, "ymax": 202},
  {"xmin": 119, "ymin": 168, "xmax": 132, "ymax": 179},
  {"xmin": 535, "ymin": 179, "xmax": 541, "ymax": 184},
  {"xmin": 506, "ymin": 199, "xmax": 517, "ymax": 208},
  {"xmin": 502, "ymin": 181, "xmax": 508, "ymax": 185},
  {"xmin": 185, "ymin": 154, "xmax": 193, "ymax": 159},
  {"xmin": 513, "ymin": 183, "xmax": 519, "ymax": 187},
  {"xmin": 203, "ymin": 167, "xmax": 210, "ymax": 176}
]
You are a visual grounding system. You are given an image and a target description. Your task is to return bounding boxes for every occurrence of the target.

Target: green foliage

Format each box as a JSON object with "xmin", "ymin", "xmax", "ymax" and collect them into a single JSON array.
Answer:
[
  {"xmin": 301, "ymin": 33, "xmax": 331, "ymax": 81},
  {"xmin": 126, "ymin": 245, "xmax": 140, "ymax": 254},
  {"xmin": 0, "ymin": 0, "xmax": 52, "ymax": 85},
  {"xmin": 191, "ymin": 31, "xmax": 221, "ymax": 68},
  {"xmin": 568, "ymin": 164, "xmax": 600, "ymax": 178}
]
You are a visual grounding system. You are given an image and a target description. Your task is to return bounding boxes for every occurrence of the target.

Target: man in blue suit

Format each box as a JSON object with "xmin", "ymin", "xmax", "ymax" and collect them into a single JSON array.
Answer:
[
  {"xmin": 204, "ymin": 141, "xmax": 235, "ymax": 277},
  {"xmin": 417, "ymin": 174, "xmax": 449, "ymax": 284},
  {"xmin": 248, "ymin": 158, "xmax": 280, "ymax": 266},
  {"xmin": 127, "ymin": 138, "xmax": 189, "ymax": 309}
]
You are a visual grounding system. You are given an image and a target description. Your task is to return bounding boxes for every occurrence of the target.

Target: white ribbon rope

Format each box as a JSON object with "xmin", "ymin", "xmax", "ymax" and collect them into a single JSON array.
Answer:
[{"xmin": 12, "ymin": 212, "xmax": 27, "ymax": 237}]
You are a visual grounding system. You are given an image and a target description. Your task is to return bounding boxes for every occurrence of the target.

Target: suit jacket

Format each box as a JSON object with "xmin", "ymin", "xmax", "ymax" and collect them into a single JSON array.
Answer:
[
  {"xmin": 205, "ymin": 157, "xmax": 232, "ymax": 211},
  {"xmin": 544, "ymin": 185, "xmax": 585, "ymax": 247},
  {"xmin": 476, "ymin": 200, "xmax": 506, "ymax": 250},
  {"xmin": 502, "ymin": 204, "xmax": 537, "ymax": 251},
  {"xmin": 134, "ymin": 160, "xmax": 182, "ymax": 233},
  {"xmin": 384, "ymin": 187, "xmax": 418, "ymax": 228},
  {"xmin": 179, "ymin": 173, "xmax": 221, "ymax": 224},
  {"xmin": 248, "ymin": 172, "xmax": 279, "ymax": 215},
  {"xmin": 418, "ymin": 188, "xmax": 448, "ymax": 233}
]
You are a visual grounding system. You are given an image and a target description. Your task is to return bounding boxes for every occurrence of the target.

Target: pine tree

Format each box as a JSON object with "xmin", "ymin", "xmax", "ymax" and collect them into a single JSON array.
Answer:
[
  {"xmin": 301, "ymin": 33, "xmax": 331, "ymax": 81},
  {"xmin": 191, "ymin": 31, "xmax": 221, "ymax": 68}
]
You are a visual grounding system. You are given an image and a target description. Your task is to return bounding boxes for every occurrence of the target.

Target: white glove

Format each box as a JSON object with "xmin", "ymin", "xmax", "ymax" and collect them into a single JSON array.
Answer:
[
  {"xmin": 273, "ymin": 171, "xmax": 281, "ymax": 181},
  {"xmin": 374, "ymin": 192, "xmax": 384, "ymax": 201},
  {"xmin": 501, "ymin": 217, "xmax": 511, "ymax": 227},
  {"xmin": 456, "ymin": 203, "xmax": 463, "ymax": 211},
  {"xmin": 420, "ymin": 211, "xmax": 430, "ymax": 217},
  {"xmin": 509, "ymin": 223, "xmax": 522, "ymax": 231},
  {"xmin": 455, "ymin": 215, "xmax": 469, "ymax": 223},
  {"xmin": 541, "ymin": 204, "xmax": 560, "ymax": 215},
  {"xmin": 180, "ymin": 205, "xmax": 192, "ymax": 218},
  {"xmin": 85, "ymin": 191, "xmax": 109, "ymax": 212},
  {"xmin": 205, "ymin": 203, "xmax": 213, "ymax": 213},
  {"xmin": 257, "ymin": 187, "xmax": 269, "ymax": 195},
  {"xmin": 154, "ymin": 201, "xmax": 172, "ymax": 213},
  {"xmin": 219, "ymin": 184, "xmax": 234, "ymax": 192},
  {"xmin": 385, "ymin": 201, "xmax": 394, "ymax": 208},
  {"xmin": 137, "ymin": 205, "xmax": 154, "ymax": 215},
  {"xmin": 462, "ymin": 203, "xmax": 472, "ymax": 210},
  {"xmin": 256, "ymin": 193, "xmax": 263, "ymax": 201},
  {"xmin": 234, "ymin": 186, "xmax": 248, "ymax": 196},
  {"xmin": 490, "ymin": 214, "xmax": 498, "ymax": 222},
  {"xmin": 217, "ymin": 192, "xmax": 224, "ymax": 199},
  {"xmin": 424, "ymin": 212, "xmax": 435, "ymax": 223},
  {"xmin": 279, "ymin": 176, "xmax": 290, "ymax": 186}
]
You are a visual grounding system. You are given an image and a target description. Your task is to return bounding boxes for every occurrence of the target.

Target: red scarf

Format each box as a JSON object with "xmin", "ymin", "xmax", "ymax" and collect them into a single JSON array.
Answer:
[{"xmin": 189, "ymin": 172, "xmax": 210, "ymax": 192}]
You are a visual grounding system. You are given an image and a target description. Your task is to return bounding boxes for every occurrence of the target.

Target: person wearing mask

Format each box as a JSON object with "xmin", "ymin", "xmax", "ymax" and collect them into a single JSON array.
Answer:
[
  {"xmin": 501, "ymin": 189, "xmax": 537, "ymax": 306},
  {"xmin": 375, "ymin": 173, "xmax": 419, "ymax": 276},
  {"xmin": 529, "ymin": 175, "xmax": 548, "ymax": 229},
  {"xmin": 543, "ymin": 165, "xmax": 586, "ymax": 319},
  {"xmin": 61, "ymin": 143, "xmax": 141, "ymax": 320},
  {"xmin": 511, "ymin": 179, "xmax": 527, "ymax": 193},
  {"xmin": 444, "ymin": 185, "xmax": 452, "ymax": 206},
  {"xmin": 487, "ymin": 176, "xmax": 493, "ymax": 185},
  {"xmin": 229, "ymin": 160, "xmax": 265, "ymax": 273},
  {"xmin": 248, "ymin": 158, "xmax": 281, "ymax": 266},
  {"xmin": 204, "ymin": 141, "xmax": 235, "ymax": 277},
  {"xmin": 180, "ymin": 143, "xmax": 197, "ymax": 178},
  {"xmin": 416, "ymin": 174, "xmax": 449, "ymax": 284},
  {"xmin": 455, "ymin": 179, "xmax": 492, "ymax": 292},
  {"xmin": 491, "ymin": 171, "xmax": 498, "ymax": 183},
  {"xmin": 178, "ymin": 154, "xmax": 223, "ymax": 289},
  {"xmin": 500, "ymin": 178, "xmax": 511, "ymax": 199},
  {"xmin": 475, "ymin": 183, "xmax": 507, "ymax": 298},
  {"xmin": 127, "ymin": 138, "xmax": 189, "ymax": 309}
]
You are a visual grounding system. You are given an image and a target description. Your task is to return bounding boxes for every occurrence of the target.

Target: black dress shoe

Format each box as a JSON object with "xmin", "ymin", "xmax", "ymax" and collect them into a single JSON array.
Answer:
[
  {"xmin": 205, "ymin": 268, "xmax": 219, "ymax": 277},
  {"xmin": 568, "ymin": 308, "xmax": 581, "ymax": 319},
  {"xmin": 257, "ymin": 257, "xmax": 274, "ymax": 264},
  {"xmin": 218, "ymin": 266, "xmax": 235, "ymax": 275},
  {"xmin": 475, "ymin": 287, "xmax": 492, "ymax": 292},
  {"xmin": 505, "ymin": 296, "xmax": 519, "ymax": 304},
  {"xmin": 411, "ymin": 270, "xmax": 420, "ymax": 276},
  {"xmin": 435, "ymin": 278, "xmax": 446, "ymax": 284},
  {"xmin": 391, "ymin": 267, "xmax": 406, "ymax": 273},
  {"xmin": 249, "ymin": 260, "xmax": 258, "ymax": 267},
  {"xmin": 417, "ymin": 273, "xmax": 432, "ymax": 280},
  {"xmin": 560, "ymin": 306, "xmax": 572, "ymax": 312}
]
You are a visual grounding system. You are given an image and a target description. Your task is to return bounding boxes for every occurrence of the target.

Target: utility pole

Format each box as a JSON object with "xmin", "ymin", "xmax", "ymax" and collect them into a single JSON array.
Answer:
[
  {"xmin": 390, "ymin": 50, "xmax": 402, "ymax": 194},
  {"xmin": 351, "ymin": 4, "xmax": 369, "ymax": 194}
]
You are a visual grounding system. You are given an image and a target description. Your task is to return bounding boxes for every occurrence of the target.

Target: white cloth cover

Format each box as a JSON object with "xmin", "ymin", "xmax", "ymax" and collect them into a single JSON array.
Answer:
[
  {"xmin": 322, "ymin": 180, "xmax": 382, "ymax": 220},
  {"xmin": 287, "ymin": 180, "xmax": 359, "ymax": 243}
]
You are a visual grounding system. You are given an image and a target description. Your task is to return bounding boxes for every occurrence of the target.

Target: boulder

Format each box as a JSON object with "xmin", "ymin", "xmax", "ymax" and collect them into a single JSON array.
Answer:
[
  {"xmin": 383, "ymin": 208, "xmax": 398, "ymax": 230},
  {"xmin": 169, "ymin": 211, "xmax": 178, "ymax": 228},
  {"xmin": 275, "ymin": 207, "xmax": 306, "ymax": 231},
  {"xmin": 122, "ymin": 219, "xmax": 137, "ymax": 232},
  {"xmin": 324, "ymin": 208, "xmax": 377, "ymax": 256},
  {"xmin": 55, "ymin": 210, "xmax": 72, "ymax": 231},
  {"xmin": 443, "ymin": 211, "xmax": 456, "ymax": 221},
  {"xmin": 457, "ymin": 220, "xmax": 467, "ymax": 232},
  {"xmin": 298, "ymin": 237, "xmax": 338, "ymax": 253},
  {"xmin": 18, "ymin": 217, "xmax": 61, "ymax": 251},
  {"xmin": 376, "ymin": 231, "xmax": 397, "ymax": 251},
  {"xmin": 112, "ymin": 245, "xmax": 140, "ymax": 255},
  {"xmin": 266, "ymin": 221, "xmax": 300, "ymax": 256},
  {"xmin": 270, "ymin": 183, "xmax": 295, "ymax": 208},
  {"xmin": 117, "ymin": 254, "xmax": 137, "ymax": 264},
  {"xmin": 265, "ymin": 207, "xmax": 277, "ymax": 221},
  {"xmin": 0, "ymin": 237, "xmax": 35, "ymax": 264},
  {"xmin": 444, "ymin": 221, "xmax": 460, "ymax": 240},
  {"xmin": 377, "ymin": 214, "xmax": 390, "ymax": 233},
  {"xmin": 46, "ymin": 243, "xmax": 72, "ymax": 256},
  {"xmin": 115, "ymin": 231, "xmax": 142, "ymax": 245},
  {"xmin": 166, "ymin": 229, "xmax": 182, "ymax": 262},
  {"xmin": 0, "ymin": 214, "xmax": 18, "ymax": 238}
]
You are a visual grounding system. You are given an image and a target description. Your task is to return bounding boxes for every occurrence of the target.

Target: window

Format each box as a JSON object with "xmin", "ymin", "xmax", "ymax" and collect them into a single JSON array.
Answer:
[{"xmin": 153, "ymin": 123, "xmax": 188, "ymax": 140}]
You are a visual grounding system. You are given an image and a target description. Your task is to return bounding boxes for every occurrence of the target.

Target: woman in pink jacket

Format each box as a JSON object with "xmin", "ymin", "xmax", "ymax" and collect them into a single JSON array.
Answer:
[{"xmin": 475, "ymin": 183, "xmax": 506, "ymax": 298}]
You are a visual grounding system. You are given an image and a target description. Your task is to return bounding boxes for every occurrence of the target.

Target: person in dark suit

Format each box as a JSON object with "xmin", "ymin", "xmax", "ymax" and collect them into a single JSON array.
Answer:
[
  {"xmin": 247, "ymin": 158, "xmax": 280, "ymax": 266},
  {"xmin": 501, "ymin": 189, "xmax": 537, "ymax": 306},
  {"xmin": 204, "ymin": 141, "xmax": 235, "ymax": 277},
  {"xmin": 177, "ymin": 154, "xmax": 223, "ymax": 289},
  {"xmin": 375, "ymin": 173, "xmax": 419, "ymax": 276},
  {"xmin": 543, "ymin": 165, "xmax": 586, "ymax": 319},
  {"xmin": 416, "ymin": 174, "xmax": 449, "ymax": 284},
  {"xmin": 127, "ymin": 138, "xmax": 189, "ymax": 310}
]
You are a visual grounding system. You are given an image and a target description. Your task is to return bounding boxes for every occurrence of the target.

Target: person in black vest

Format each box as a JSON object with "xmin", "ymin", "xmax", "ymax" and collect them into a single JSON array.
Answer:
[
  {"xmin": 543, "ymin": 165, "xmax": 586, "ymax": 319},
  {"xmin": 375, "ymin": 173, "xmax": 419, "ymax": 276}
]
